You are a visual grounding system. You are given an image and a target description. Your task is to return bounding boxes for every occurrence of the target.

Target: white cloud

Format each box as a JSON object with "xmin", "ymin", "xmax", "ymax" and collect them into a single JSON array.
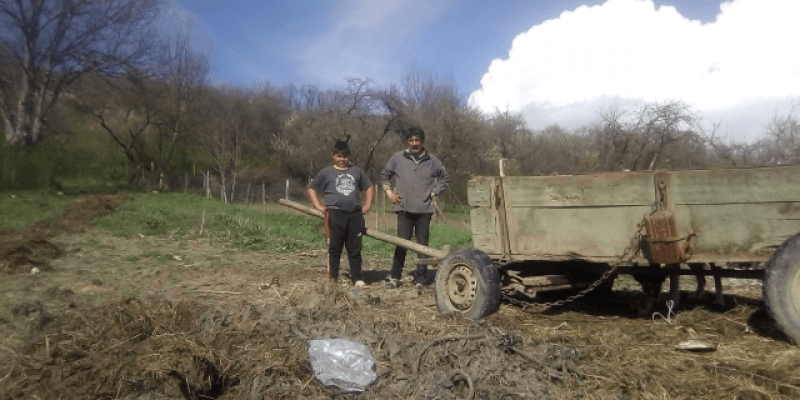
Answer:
[
  {"xmin": 158, "ymin": 0, "xmax": 214, "ymax": 55},
  {"xmin": 302, "ymin": 0, "xmax": 449, "ymax": 87},
  {"xmin": 469, "ymin": 0, "xmax": 800, "ymax": 142}
]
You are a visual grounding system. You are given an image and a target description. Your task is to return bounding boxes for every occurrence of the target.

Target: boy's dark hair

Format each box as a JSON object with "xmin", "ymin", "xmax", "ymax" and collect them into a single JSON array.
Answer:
[
  {"xmin": 404, "ymin": 126, "xmax": 425, "ymax": 141},
  {"xmin": 333, "ymin": 140, "xmax": 350, "ymax": 155}
]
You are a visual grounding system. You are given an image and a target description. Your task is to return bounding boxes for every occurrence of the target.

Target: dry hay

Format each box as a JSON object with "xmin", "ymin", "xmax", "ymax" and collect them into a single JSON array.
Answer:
[
  {"xmin": 3, "ymin": 276, "xmax": 800, "ymax": 400},
  {"xmin": 0, "ymin": 281, "xmax": 597, "ymax": 400}
]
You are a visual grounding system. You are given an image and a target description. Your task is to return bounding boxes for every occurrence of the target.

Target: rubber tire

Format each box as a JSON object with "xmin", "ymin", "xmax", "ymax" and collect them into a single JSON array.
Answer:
[
  {"xmin": 434, "ymin": 248, "xmax": 501, "ymax": 320},
  {"xmin": 764, "ymin": 231, "xmax": 800, "ymax": 344}
]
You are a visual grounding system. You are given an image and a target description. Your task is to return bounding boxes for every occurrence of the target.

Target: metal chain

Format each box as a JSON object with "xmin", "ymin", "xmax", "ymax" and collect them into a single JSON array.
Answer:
[{"xmin": 501, "ymin": 215, "xmax": 650, "ymax": 312}]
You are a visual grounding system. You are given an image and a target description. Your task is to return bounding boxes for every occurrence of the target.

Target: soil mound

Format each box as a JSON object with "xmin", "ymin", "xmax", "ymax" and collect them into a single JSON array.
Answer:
[{"xmin": 0, "ymin": 194, "xmax": 128, "ymax": 274}]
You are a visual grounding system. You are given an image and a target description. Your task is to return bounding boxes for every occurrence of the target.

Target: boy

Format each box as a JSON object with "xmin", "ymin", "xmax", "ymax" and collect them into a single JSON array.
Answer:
[{"xmin": 308, "ymin": 141, "xmax": 375, "ymax": 287}]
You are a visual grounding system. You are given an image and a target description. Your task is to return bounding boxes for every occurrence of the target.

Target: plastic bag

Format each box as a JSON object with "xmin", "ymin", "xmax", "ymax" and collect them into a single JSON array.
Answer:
[{"xmin": 308, "ymin": 338, "xmax": 377, "ymax": 392}]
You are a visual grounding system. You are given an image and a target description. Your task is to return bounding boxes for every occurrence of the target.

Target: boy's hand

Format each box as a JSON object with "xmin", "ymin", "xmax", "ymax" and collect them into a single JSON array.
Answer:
[{"xmin": 362, "ymin": 205, "xmax": 371, "ymax": 214}]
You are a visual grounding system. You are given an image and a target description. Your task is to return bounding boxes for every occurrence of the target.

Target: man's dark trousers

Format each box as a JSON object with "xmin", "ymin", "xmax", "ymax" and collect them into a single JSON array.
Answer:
[
  {"xmin": 328, "ymin": 209, "xmax": 365, "ymax": 282},
  {"xmin": 390, "ymin": 211, "xmax": 432, "ymax": 281}
]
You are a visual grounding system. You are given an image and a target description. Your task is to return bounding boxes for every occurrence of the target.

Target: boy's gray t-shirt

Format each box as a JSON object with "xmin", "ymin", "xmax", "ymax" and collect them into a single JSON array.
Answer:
[{"xmin": 309, "ymin": 166, "xmax": 372, "ymax": 213}]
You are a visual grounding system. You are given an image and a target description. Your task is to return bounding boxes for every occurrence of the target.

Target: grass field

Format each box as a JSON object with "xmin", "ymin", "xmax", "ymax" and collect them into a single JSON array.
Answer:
[
  {"xmin": 0, "ymin": 191, "xmax": 72, "ymax": 231},
  {"xmin": 3, "ymin": 190, "xmax": 473, "ymax": 258}
]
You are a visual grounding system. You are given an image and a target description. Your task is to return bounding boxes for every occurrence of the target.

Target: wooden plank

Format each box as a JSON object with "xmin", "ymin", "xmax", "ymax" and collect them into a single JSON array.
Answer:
[
  {"xmin": 469, "ymin": 208, "xmax": 495, "ymax": 235},
  {"xmin": 498, "ymin": 178, "xmax": 512, "ymax": 258},
  {"xmin": 468, "ymin": 177, "xmax": 494, "ymax": 207},
  {"xmin": 675, "ymin": 203, "xmax": 800, "ymax": 256},
  {"xmin": 473, "ymin": 234, "xmax": 501, "ymax": 255},
  {"xmin": 506, "ymin": 206, "xmax": 652, "ymax": 258},
  {"xmin": 504, "ymin": 172, "xmax": 656, "ymax": 207},
  {"xmin": 670, "ymin": 166, "xmax": 800, "ymax": 205},
  {"xmin": 468, "ymin": 177, "xmax": 503, "ymax": 255}
]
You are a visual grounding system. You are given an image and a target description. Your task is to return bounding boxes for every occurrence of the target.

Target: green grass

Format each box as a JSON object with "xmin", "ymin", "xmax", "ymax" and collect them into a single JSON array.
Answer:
[
  {"xmin": 0, "ymin": 191, "xmax": 72, "ymax": 231},
  {"xmin": 144, "ymin": 250, "xmax": 169, "ymax": 265},
  {"xmin": 95, "ymin": 192, "xmax": 472, "ymax": 256},
  {"xmin": 97, "ymin": 193, "xmax": 334, "ymax": 252},
  {"xmin": 0, "ymin": 190, "xmax": 473, "ymax": 257},
  {"xmin": 57, "ymin": 177, "xmax": 130, "ymax": 195}
]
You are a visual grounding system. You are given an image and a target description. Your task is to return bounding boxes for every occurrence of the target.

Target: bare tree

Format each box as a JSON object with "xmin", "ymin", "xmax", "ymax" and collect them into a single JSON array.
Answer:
[
  {"xmin": 73, "ymin": 72, "xmax": 159, "ymax": 187},
  {"xmin": 150, "ymin": 22, "xmax": 210, "ymax": 176},
  {"xmin": 277, "ymin": 78, "xmax": 404, "ymax": 182},
  {"xmin": 0, "ymin": 0, "xmax": 160, "ymax": 145},
  {"xmin": 594, "ymin": 100, "xmax": 698, "ymax": 171},
  {"xmin": 488, "ymin": 109, "xmax": 526, "ymax": 159},
  {"xmin": 763, "ymin": 104, "xmax": 800, "ymax": 165}
]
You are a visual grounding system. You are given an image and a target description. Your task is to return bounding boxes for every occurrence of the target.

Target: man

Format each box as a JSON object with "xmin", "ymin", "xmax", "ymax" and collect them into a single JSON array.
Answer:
[{"xmin": 380, "ymin": 126, "xmax": 450, "ymax": 289}]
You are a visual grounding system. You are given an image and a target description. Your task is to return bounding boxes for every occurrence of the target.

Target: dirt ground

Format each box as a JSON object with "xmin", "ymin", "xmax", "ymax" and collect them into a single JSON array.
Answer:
[{"xmin": 2, "ymin": 195, "xmax": 800, "ymax": 400}]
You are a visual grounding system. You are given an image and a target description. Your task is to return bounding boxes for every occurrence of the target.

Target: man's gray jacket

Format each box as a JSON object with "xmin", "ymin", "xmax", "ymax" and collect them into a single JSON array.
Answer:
[{"xmin": 380, "ymin": 150, "xmax": 450, "ymax": 214}]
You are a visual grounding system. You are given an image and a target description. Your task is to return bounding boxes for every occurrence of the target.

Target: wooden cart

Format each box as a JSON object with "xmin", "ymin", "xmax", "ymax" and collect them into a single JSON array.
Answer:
[{"xmin": 282, "ymin": 166, "xmax": 800, "ymax": 343}]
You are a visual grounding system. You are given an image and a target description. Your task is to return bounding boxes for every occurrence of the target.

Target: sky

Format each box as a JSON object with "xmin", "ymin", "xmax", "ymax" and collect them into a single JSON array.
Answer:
[{"xmin": 172, "ymin": 0, "xmax": 800, "ymax": 142}]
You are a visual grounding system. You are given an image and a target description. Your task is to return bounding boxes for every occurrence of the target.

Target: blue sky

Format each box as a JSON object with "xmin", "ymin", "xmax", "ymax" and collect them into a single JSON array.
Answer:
[{"xmin": 173, "ymin": 0, "xmax": 799, "ymax": 142}]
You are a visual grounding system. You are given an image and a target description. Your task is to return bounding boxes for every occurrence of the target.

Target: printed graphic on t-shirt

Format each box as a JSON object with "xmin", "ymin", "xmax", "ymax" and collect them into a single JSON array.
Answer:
[{"xmin": 335, "ymin": 173, "xmax": 356, "ymax": 196}]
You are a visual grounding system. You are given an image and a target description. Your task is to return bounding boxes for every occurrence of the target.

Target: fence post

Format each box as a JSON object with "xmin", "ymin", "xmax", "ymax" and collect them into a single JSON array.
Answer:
[
  {"xmin": 246, "ymin": 183, "xmax": 251, "ymax": 206},
  {"xmin": 285, "ymin": 179, "xmax": 290, "ymax": 201},
  {"xmin": 184, "ymin": 173, "xmax": 188, "ymax": 193},
  {"xmin": 203, "ymin": 170, "xmax": 211, "ymax": 198},
  {"xmin": 262, "ymin": 182, "xmax": 266, "ymax": 212}
]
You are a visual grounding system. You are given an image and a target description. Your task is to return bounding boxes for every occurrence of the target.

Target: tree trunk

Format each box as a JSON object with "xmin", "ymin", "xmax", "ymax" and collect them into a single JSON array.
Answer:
[
  {"xmin": 205, "ymin": 171, "xmax": 211, "ymax": 198},
  {"xmin": 220, "ymin": 172, "xmax": 227, "ymax": 203},
  {"xmin": 231, "ymin": 170, "xmax": 236, "ymax": 203}
]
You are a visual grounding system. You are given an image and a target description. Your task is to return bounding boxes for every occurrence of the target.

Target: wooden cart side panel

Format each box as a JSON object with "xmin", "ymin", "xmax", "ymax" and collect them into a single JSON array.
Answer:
[
  {"xmin": 502, "ymin": 172, "xmax": 656, "ymax": 258},
  {"xmin": 675, "ymin": 203, "xmax": 800, "ymax": 256},
  {"xmin": 665, "ymin": 167, "xmax": 800, "ymax": 259},
  {"xmin": 670, "ymin": 167, "xmax": 800, "ymax": 205},
  {"xmin": 471, "ymin": 166, "xmax": 800, "ymax": 261},
  {"xmin": 504, "ymin": 172, "xmax": 656, "ymax": 207},
  {"xmin": 468, "ymin": 177, "xmax": 503, "ymax": 255},
  {"xmin": 507, "ymin": 206, "xmax": 653, "ymax": 258},
  {"xmin": 471, "ymin": 208, "xmax": 501, "ymax": 254},
  {"xmin": 468, "ymin": 177, "xmax": 494, "ymax": 207}
]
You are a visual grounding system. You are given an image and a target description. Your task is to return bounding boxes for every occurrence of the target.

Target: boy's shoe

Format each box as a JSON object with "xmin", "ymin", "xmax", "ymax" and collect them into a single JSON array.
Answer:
[
  {"xmin": 385, "ymin": 279, "xmax": 399, "ymax": 289},
  {"xmin": 415, "ymin": 281, "xmax": 427, "ymax": 290},
  {"xmin": 354, "ymin": 280, "xmax": 366, "ymax": 288}
]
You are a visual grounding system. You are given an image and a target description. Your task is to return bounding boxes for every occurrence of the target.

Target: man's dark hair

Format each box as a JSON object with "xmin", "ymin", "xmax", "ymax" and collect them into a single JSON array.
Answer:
[
  {"xmin": 404, "ymin": 126, "xmax": 425, "ymax": 141},
  {"xmin": 333, "ymin": 140, "xmax": 350, "ymax": 155}
]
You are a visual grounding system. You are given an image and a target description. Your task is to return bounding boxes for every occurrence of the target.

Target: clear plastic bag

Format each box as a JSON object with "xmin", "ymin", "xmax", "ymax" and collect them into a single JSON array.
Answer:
[{"xmin": 308, "ymin": 338, "xmax": 377, "ymax": 392}]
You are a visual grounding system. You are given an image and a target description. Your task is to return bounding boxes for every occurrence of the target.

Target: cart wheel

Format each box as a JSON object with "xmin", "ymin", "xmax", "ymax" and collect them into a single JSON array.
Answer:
[
  {"xmin": 434, "ymin": 248, "xmax": 501, "ymax": 320},
  {"xmin": 764, "ymin": 232, "xmax": 800, "ymax": 344}
]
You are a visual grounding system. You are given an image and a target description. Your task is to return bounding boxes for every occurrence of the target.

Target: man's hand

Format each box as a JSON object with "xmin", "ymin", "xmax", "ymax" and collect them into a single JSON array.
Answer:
[{"xmin": 386, "ymin": 190, "xmax": 402, "ymax": 204}]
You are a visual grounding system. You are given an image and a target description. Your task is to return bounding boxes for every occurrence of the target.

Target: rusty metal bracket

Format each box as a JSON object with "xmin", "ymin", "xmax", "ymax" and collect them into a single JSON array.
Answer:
[{"xmin": 655, "ymin": 171, "xmax": 673, "ymax": 211}]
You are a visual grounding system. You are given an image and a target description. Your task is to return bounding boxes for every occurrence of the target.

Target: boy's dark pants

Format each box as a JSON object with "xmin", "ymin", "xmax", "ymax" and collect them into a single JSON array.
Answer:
[
  {"xmin": 328, "ymin": 209, "xmax": 365, "ymax": 282},
  {"xmin": 390, "ymin": 211, "xmax": 432, "ymax": 281}
]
